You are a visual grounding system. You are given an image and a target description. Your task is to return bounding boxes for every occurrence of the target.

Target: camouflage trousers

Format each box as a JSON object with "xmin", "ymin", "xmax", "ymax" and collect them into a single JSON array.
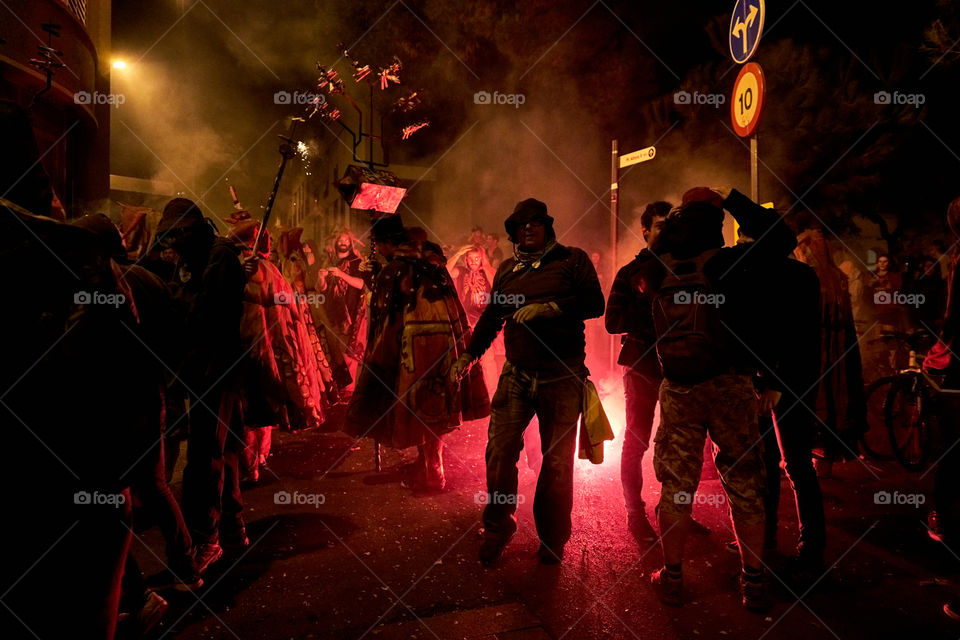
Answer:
[{"xmin": 653, "ymin": 374, "xmax": 766, "ymax": 525}]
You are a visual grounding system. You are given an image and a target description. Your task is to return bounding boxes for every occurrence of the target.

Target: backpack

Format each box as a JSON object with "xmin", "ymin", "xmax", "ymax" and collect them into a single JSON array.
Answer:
[{"xmin": 652, "ymin": 249, "xmax": 728, "ymax": 384}]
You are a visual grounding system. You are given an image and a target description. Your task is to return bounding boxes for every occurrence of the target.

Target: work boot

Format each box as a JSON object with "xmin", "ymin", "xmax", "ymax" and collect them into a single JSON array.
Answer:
[
  {"xmin": 479, "ymin": 531, "xmax": 515, "ymax": 567},
  {"xmin": 740, "ymin": 569, "xmax": 771, "ymax": 613},
  {"xmin": 651, "ymin": 567, "xmax": 683, "ymax": 607}
]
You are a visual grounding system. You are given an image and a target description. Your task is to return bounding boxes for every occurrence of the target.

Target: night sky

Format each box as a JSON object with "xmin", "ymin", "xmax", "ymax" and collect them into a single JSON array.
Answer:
[{"xmin": 110, "ymin": 1, "xmax": 960, "ymax": 251}]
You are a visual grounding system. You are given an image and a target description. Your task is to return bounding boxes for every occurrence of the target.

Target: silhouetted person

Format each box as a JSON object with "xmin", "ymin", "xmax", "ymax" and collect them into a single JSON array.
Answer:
[
  {"xmin": 155, "ymin": 198, "xmax": 248, "ymax": 574},
  {"xmin": 452, "ymin": 198, "xmax": 604, "ymax": 566}
]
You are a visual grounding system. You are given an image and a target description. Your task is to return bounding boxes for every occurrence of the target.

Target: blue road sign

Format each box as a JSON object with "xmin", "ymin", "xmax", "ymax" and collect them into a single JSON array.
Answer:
[{"xmin": 729, "ymin": 0, "xmax": 765, "ymax": 64}]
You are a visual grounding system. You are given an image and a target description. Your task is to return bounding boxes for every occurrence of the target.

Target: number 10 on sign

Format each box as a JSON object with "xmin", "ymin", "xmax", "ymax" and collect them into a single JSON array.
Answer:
[{"xmin": 731, "ymin": 62, "xmax": 764, "ymax": 137}]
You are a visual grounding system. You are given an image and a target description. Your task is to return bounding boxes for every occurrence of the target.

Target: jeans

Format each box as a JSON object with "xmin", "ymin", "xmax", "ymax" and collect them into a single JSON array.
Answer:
[
  {"xmin": 761, "ymin": 406, "xmax": 826, "ymax": 555},
  {"xmin": 182, "ymin": 389, "xmax": 245, "ymax": 545},
  {"xmin": 621, "ymin": 367, "xmax": 662, "ymax": 520},
  {"xmin": 483, "ymin": 362, "xmax": 584, "ymax": 549}
]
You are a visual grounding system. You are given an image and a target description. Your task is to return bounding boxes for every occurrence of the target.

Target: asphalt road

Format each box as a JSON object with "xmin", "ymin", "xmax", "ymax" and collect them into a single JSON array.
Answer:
[{"xmin": 132, "ymin": 379, "xmax": 960, "ymax": 640}]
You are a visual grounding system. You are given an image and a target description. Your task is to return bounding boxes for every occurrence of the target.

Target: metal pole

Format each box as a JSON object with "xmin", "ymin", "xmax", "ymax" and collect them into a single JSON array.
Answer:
[
  {"xmin": 750, "ymin": 133, "xmax": 759, "ymax": 202},
  {"xmin": 609, "ymin": 140, "xmax": 619, "ymax": 372}
]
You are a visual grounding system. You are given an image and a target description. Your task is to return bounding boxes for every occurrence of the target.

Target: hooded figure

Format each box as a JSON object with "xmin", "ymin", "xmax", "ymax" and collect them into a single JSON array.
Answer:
[
  {"xmin": 344, "ymin": 214, "xmax": 489, "ymax": 492},
  {"xmin": 225, "ymin": 213, "xmax": 330, "ymax": 480},
  {"xmin": 155, "ymin": 198, "xmax": 249, "ymax": 571},
  {"xmin": 793, "ymin": 229, "xmax": 867, "ymax": 464}
]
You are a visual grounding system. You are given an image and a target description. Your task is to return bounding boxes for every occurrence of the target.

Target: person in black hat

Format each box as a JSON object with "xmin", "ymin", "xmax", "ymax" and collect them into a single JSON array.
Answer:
[
  {"xmin": 346, "ymin": 215, "xmax": 489, "ymax": 492},
  {"xmin": 450, "ymin": 198, "xmax": 605, "ymax": 566}
]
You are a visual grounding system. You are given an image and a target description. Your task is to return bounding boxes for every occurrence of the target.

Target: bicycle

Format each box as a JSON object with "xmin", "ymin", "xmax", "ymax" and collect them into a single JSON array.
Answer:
[
  {"xmin": 860, "ymin": 330, "xmax": 945, "ymax": 471},
  {"xmin": 858, "ymin": 330, "xmax": 920, "ymax": 462},
  {"xmin": 860, "ymin": 375, "xmax": 897, "ymax": 461}
]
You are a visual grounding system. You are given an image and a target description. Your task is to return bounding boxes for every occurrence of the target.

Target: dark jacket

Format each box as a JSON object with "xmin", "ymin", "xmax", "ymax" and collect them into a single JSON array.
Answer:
[
  {"xmin": 467, "ymin": 243, "xmax": 605, "ymax": 373},
  {"xmin": 747, "ymin": 257, "xmax": 822, "ymax": 398},
  {"xmin": 605, "ymin": 248, "xmax": 662, "ymax": 376},
  {"xmin": 648, "ymin": 189, "xmax": 798, "ymax": 381},
  {"xmin": 172, "ymin": 237, "xmax": 246, "ymax": 392}
]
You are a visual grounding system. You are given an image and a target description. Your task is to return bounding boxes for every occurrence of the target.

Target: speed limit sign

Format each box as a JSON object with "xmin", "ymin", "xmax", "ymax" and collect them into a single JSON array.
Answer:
[{"xmin": 731, "ymin": 62, "xmax": 765, "ymax": 137}]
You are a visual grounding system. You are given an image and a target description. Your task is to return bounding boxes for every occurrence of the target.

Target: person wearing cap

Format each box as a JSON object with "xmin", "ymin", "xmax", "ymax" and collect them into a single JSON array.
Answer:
[
  {"xmin": 345, "ymin": 215, "xmax": 489, "ymax": 492},
  {"xmin": 643, "ymin": 187, "xmax": 797, "ymax": 612},
  {"xmin": 450, "ymin": 198, "xmax": 604, "ymax": 566}
]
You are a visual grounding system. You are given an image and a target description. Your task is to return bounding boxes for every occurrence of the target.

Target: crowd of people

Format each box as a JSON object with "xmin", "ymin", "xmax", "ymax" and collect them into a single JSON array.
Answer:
[{"xmin": 5, "ymin": 96, "xmax": 960, "ymax": 638}]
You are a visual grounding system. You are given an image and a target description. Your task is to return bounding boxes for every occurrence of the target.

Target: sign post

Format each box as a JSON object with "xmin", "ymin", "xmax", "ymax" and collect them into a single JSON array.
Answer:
[
  {"xmin": 730, "ymin": 14, "xmax": 766, "ymax": 201},
  {"xmin": 619, "ymin": 146, "xmax": 657, "ymax": 168},
  {"xmin": 607, "ymin": 142, "xmax": 658, "ymax": 369},
  {"xmin": 609, "ymin": 139, "xmax": 619, "ymax": 371}
]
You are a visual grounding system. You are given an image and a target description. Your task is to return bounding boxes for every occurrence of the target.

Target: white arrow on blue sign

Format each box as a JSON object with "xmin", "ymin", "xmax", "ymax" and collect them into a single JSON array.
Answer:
[{"xmin": 728, "ymin": 0, "xmax": 765, "ymax": 64}]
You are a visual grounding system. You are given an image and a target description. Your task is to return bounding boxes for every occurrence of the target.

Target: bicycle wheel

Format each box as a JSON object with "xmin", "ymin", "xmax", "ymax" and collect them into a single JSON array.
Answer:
[
  {"xmin": 885, "ymin": 375, "xmax": 932, "ymax": 472},
  {"xmin": 859, "ymin": 376, "xmax": 897, "ymax": 460}
]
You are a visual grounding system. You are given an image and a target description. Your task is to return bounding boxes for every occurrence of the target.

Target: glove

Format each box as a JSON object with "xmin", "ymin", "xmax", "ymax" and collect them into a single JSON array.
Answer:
[
  {"xmin": 512, "ymin": 302, "xmax": 561, "ymax": 323},
  {"xmin": 449, "ymin": 353, "xmax": 474, "ymax": 383}
]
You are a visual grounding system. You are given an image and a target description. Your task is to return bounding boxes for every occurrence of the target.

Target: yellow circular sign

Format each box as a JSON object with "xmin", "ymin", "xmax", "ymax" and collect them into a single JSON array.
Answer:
[{"xmin": 731, "ymin": 62, "xmax": 765, "ymax": 137}]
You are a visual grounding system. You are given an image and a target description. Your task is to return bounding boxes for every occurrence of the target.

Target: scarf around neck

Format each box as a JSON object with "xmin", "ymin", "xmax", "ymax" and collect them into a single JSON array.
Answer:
[{"xmin": 512, "ymin": 240, "xmax": 557, "ymax": 271}]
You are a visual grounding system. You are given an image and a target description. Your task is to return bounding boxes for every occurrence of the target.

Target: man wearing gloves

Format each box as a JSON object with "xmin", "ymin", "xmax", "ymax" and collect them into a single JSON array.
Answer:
[{"xmin": 450, "ymin": 198, "xmax": 604, "ymax": 566}]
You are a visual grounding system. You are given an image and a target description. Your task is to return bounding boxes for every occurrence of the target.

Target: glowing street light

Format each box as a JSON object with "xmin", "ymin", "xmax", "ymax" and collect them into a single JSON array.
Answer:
[{"xmin": 112, "ymin": 60, "xmax": 127, "ymax": 70}]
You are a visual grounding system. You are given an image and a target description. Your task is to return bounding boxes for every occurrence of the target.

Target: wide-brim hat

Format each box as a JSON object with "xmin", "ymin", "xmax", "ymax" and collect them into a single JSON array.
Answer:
[{"xmin": 504, "ymin": 198, "xmax": 554, "ymax": 243}]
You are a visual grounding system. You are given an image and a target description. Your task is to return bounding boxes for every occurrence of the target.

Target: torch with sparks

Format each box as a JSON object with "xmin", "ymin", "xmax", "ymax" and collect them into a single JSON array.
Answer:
[{"xmin": 296, "ymin": 140, "xmax": 314, "ymax": 176}]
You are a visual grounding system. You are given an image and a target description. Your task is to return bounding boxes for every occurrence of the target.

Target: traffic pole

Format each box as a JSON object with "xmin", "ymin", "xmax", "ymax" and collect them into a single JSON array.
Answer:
[
  {"xmin": 750, "ymin": 133, "xmax": 759, "ymax": 202},
  {"xmin": 609, "ymin": 139, "xmax": 619, "ymax": 372}
]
